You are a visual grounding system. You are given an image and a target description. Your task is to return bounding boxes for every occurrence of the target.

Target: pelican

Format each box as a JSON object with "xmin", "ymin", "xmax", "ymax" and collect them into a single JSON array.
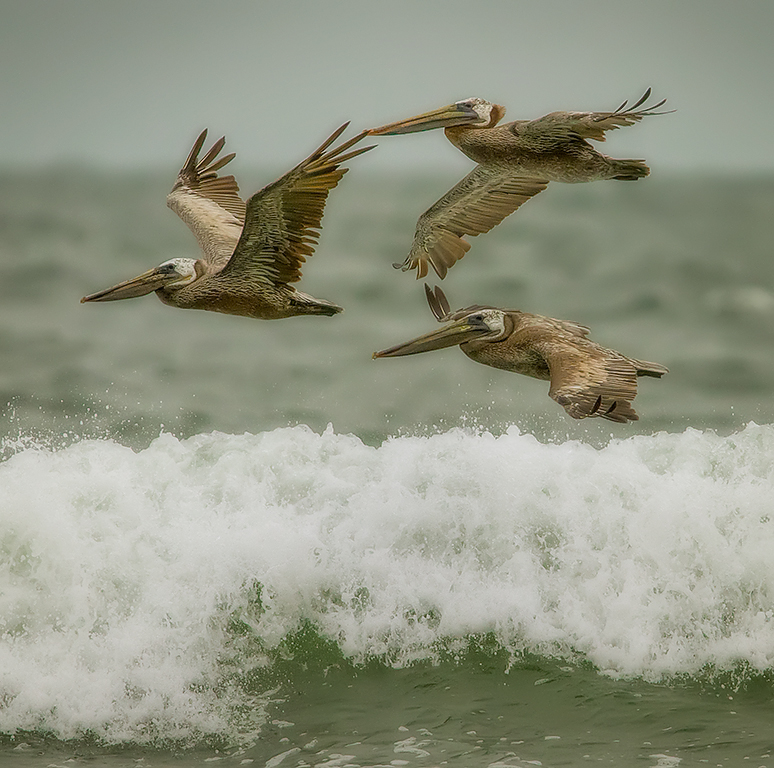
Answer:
[
  {"xmin": 369, "ymin": 89, "xmax": 669, "ymax": 279},
  {"xmin": 374, "ymin": 285, "xmax": 667, "ymax": 423},
  {"xmin": 82, "ymin": 123, "xmax": 374, "ymax": 318}
]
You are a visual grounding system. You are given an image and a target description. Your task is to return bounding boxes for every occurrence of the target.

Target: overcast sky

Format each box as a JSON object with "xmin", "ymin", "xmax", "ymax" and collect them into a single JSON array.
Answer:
[{"xmin": 2, "ymin": 0, "xmax": 772, "ymax": 173}]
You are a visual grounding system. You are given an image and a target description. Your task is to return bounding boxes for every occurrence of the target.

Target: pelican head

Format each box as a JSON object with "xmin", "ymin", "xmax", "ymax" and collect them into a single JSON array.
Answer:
[
  {"xmin": 374, "ymin": 308, "xmax": 509, "ymax": 358},
  {"xmin": 454, "ymin": 97, "xmax": 506, "ymax": 127},
  {"xmin": 81, "ymin": 258, "xmax": 202, "ymax": 303},
  {"xmin": 368, "ymin": 97, "xmax": 505, "ymax": 136}
]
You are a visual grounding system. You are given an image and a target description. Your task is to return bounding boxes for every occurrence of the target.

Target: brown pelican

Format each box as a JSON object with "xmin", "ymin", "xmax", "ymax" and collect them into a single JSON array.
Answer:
[
  {"xmin": 82, "ymin": 124, "xmax": 374, "ymax": 318},
  {"xmin": 368, "ymin": 89, "xmax": 669, "ymax": 279},
  {"xmin": 374, "ymin": 285, "xmax": 667, "ymax": 423}
]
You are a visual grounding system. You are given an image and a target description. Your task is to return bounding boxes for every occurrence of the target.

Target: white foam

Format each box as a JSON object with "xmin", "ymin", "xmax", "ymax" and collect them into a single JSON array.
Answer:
[{"xmin": 1, "ymin": 423, "xmax": 774, "ymax": 743}]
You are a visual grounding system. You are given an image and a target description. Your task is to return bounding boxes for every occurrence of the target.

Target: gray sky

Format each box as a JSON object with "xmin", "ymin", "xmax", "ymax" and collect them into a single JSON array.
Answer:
[{"xmin": 2, "ymin": 0, "xmax": 772, "ymax": 172}]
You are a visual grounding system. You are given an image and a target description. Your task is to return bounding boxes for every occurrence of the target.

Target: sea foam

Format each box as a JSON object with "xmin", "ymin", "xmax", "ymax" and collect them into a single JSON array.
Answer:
[{"xmin": 1, "ymin": 423, "xmax": 773, "ymax": 744}]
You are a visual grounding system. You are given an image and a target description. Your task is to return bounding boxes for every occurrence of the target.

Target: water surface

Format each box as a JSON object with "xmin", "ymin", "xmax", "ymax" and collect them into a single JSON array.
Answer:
[{"xmin": 1, "ymin": 170, "xmax": 773, "ymax": 766}]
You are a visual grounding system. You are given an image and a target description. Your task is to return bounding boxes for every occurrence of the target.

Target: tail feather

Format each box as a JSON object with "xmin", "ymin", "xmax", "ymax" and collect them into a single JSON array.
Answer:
[
  {"xmin": 611, "ymin": 158, "xmax": 650, "ymax": 180},
  {"xmin": 303, "ymin": 303, "xmax": 343, "ymax": 316},
  {"xmin": 291, "ymin": 291, "xmax": 343, "ymax": 316}
]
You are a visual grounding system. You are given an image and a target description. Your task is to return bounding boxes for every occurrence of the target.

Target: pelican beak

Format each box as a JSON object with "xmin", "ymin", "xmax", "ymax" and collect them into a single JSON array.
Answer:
[
  {"xmin": 81, "ymin": 266, "xmax": 174, "ymax": 303},
  {"xmin": 373, "ymin": 317, "xmax": 489, "ymax": 358},
  {"xmin": 368, "ymin": 102, "xmax": 481, "ymax": 135}
]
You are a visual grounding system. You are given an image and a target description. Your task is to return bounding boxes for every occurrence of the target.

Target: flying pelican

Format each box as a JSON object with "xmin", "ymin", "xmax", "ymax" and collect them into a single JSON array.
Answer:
[
  {"xmin": 368, "ymin": 89, "xmax": 669, "ymax": 279},
  {"xmin": 82, "ymin": 123, "xmax": 374, "ymax": 318},
  {"xmin": 374, "ymin": 285, "xmax": 667, "ymax": 423}
]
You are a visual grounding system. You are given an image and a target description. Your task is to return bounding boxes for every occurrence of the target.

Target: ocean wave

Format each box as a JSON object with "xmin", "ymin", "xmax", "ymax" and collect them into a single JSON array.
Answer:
[{"xmin": 1, "ymin": 423, "xmax": 773, "ymax": 744}]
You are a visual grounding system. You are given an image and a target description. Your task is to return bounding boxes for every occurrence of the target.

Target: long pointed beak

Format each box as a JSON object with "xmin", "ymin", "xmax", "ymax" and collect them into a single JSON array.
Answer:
[
  {"xmin": 373, "ymin": 318, "xmax": 488, "ymax": 358},
  {"xmin": 81, "ymin": 267, "xmax": 172, "ymax": 303},
  {"xmin": 368, "ymin": 103, "xmax": 481, "ymax": 135}
]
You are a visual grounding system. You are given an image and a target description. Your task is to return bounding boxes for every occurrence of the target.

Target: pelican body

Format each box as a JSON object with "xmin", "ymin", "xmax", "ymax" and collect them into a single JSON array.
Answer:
[
  {"xmin": 82, "ymin": 124, "xmax": 374, "ymax": 319},
  {"xmin": 369, "ymin": 90, "xmax": 669, "ymax": 279},
  {"xmin": 374, "ymin": 286, "xmax": 667, "ymax": 423}
]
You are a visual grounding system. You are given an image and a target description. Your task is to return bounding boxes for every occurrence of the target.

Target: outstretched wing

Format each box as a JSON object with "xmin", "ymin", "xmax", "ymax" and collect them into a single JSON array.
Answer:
[
  {"xmin": 396, "ymin": 165, "xmax": 549, "ymax": 279},
  {"xmin": 219, "ymin": 124, "xmax": 374, "ymax": 287},
  {"xmin": 166, "ymin": 129, "xmax": 247, "ymax": 269},
  {"xmin": 543, "ymin": 341, "xmax": 644, "ymax": 423},
  {"xmin": 516, "ymin": 88, "xmax": 670, "ymax": 148}
]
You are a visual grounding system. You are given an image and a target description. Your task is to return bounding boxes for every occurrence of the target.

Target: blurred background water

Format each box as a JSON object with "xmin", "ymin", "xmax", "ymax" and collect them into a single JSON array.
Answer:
[{"xmin": 2, "ymin": 168, "xmax": 773, "ymax": 449}]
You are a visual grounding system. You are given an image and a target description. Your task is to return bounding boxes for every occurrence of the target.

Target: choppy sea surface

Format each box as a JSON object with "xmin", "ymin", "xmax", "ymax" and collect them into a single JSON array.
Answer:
[{"xmin": 1, "ymin": 168, "xmax": 774, "ymax": 766}]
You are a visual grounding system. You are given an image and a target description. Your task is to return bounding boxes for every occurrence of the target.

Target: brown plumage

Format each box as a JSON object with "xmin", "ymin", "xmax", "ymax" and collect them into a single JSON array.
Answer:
[
  {"xmin": 368, "ymin": 89, "xmax": 670, "ymax": 279},
  {"xmin": 374, "ymin": 285, "xmax": 667, "ymax": 423},
  {"xmin": 82, "ymin": 124, "xmax": 374, "ymax": 319}
]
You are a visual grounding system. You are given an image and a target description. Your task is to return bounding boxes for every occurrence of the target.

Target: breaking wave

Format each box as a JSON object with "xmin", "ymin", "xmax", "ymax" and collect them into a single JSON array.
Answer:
[{"xmin": 1, "ymin": 423, "xmax": 774, "ymax": 744}]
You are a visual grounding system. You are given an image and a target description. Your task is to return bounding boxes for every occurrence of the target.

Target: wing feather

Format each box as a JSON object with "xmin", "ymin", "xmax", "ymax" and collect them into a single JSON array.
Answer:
[
  {"xmin": 424, "ymin": 284, "xmax": 496, "ymax": 322},
  {"xmin": 166, "ymin": 129, "xmax": 246, "ymax": 268},
  {"xmin": 544, "ymin": 341, "xmax": 643, "ymax": 423},
  {"xmin": 219, "ymin": 124, "xmax": 374, "ymax": 287},
  {"xmin": 397, "ymin": 165, "xmax": 549, "ymax": 279},
  {"xmin": 516, "ymin": 88, "xmax": 670, "ymax": 148}
]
